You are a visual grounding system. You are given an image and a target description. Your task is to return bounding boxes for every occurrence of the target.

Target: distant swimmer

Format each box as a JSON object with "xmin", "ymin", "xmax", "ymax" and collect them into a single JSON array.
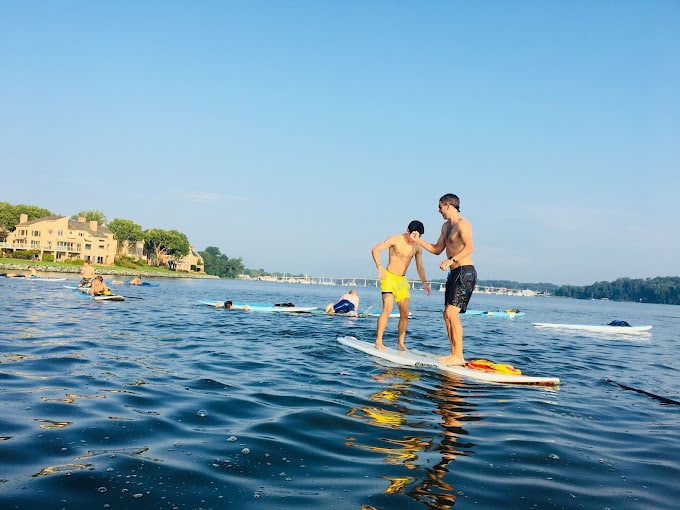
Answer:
[{"xmin": 215, "ymin": 300, "xmax": 249, "ymax": 310}]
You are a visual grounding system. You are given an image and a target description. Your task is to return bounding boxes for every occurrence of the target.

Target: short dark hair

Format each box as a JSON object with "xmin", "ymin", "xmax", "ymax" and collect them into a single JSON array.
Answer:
[
  {"xmin": 439, "ymin": 193, "xmax": 460, "ymax": 212},
  {"xmin": 224, "ymin": 300, "xmax": 233, "ymax": 308},
  {"xmin": 407, "ymin": 220, "xmax": 424, "ymax": 235}
]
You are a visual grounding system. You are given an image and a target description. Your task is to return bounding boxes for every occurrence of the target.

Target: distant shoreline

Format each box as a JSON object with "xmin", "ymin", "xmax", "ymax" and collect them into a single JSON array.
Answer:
[{"xmin": 0, "ymin": 262, "xmax": 218, "ymax": 280}]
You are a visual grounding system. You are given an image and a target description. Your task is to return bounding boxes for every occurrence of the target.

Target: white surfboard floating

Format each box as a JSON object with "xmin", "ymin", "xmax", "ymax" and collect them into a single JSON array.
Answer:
[
  {"xmin": 533, "ymin": 323, "xmax": 652, "ymax": 333},
  {"xmin": 337, "ymin": 336, "xmax": 559, "ymax": 386}
]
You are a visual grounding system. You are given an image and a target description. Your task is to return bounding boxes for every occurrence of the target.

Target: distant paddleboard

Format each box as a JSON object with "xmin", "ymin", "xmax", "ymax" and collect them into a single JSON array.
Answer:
[
  {"xmin": 466, "ymin": 309, "xmax": 525, "ymax": 318},
  {"xmin": 310, "ymin": 308, "xmax": 404, "ymax": 318},
  {"xmin": 198, "ymin": 300, "xmax": 319, "ymax": 313},
  {"xmin": 533, "ymin": 323, "xmax": 652, "ymax": 334},
  {"xmin": 337, "ymin": 336, "xmax": 559, "ymax": 386},
  {"xmin": 64, "ymin": 285, "xmax": 125, "ymax": 301},
  {"xmin": 93, "ymin": 294, "xmax": 125, "ymax": 301}
]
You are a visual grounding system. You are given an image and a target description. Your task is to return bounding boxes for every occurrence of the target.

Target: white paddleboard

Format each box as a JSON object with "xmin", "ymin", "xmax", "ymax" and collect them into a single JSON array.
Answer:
[
  {"xmin": 312, "ymin": 309, "xmax": 403, "ymax": 318},
  {"xmin": 65, "ymin": 285, "xmax": 124, "ymax": 301},
  {"xmin": 93, "ymin": 294, "xmax": 125, "ymax": 301},
  {"xmin": 337, "ymin": 336, "xmax": 559, "ymax": 386},
  {"xmin": 533, "ymin": 323, "xmax": 652, "ymax": 333}
]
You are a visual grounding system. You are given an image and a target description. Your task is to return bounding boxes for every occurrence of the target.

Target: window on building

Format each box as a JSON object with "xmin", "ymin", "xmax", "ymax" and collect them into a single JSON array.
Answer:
[{"xmin": 85, "ymin": 243, "xmax": 92, "ymax": 251}]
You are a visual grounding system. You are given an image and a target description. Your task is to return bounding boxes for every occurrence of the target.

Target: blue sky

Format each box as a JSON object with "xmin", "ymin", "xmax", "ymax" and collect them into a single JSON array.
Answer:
[{"xmin": 2, "ymin": 1, "xmax": 678, "ymax": 285}]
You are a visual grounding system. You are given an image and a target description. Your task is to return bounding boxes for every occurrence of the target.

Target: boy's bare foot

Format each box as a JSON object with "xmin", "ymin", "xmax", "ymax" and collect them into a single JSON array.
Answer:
[
  {"xmin": 397, "ymin": 343, "xmax": 408, "ymax": 351},
  {"xmin": 437, "ymin": 355, "xmax": 466, "ymax": 366},
  {"xmin": 375, "ymin": 342, "xmax": 386, "ymax": 351}
]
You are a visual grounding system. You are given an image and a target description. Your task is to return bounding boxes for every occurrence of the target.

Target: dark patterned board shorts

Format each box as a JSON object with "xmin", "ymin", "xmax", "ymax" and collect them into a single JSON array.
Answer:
[{"xmin": 445, "ymin": 265, "xmax": 477, "ymax": 313}]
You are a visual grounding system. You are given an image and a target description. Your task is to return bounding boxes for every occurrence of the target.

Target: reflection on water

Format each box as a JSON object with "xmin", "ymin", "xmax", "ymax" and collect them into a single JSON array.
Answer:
[{"xmin": 346, "ymin": 367, "xmax": 478, "ymax": 509}]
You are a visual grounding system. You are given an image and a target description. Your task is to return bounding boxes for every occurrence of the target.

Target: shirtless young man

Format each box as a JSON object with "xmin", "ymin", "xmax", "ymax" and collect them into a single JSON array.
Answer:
[
  {"xmin": 371, "ymin": 220, "xmax": 431, "ymax": 351},
  {"xmin": 411, "ymin": 193, "xmax": 476, "ymax": 366},
  {"xmin": 89, "ymin": 275, "xmax": 110, "ymax": 296},
  {"xmin": 81, "ymin": 260, "xmax": 95, "ymax": 286}
]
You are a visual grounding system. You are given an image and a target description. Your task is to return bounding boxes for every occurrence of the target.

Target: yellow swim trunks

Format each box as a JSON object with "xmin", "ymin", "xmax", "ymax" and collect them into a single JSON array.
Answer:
[{"xmin": 380, "ymin": 270, "xmax": 410, "ymax": 302}]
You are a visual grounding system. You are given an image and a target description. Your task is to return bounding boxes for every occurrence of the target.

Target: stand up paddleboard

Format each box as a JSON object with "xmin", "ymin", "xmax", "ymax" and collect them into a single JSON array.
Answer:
[
  {"xmin": 310, "ymin": 308, "xmax": 404, "ymax": 318},
  {"xmin": 466, "ymin": 309, "xmax": 525, "ymax": 318},
  {"xmin": 533, "ymin": 323, "xmax": 652, "ymax": 334},
  {"xmin": 64, "ymin": 285, "xmax": 125, "ymax": 301},
  {"xmin": 93, "ymin": 294, "xmax": 125, "ymax": 301},
  {"xmin": 337, "ymin": 336, "xmax": 559, "ymax": 387},
  {"xmin": 198, "ymin": 300, "xmax": 319, "ymax": 313}
]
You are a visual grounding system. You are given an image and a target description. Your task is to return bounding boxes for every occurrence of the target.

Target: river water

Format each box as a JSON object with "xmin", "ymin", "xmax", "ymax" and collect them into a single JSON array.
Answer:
[{"xmin": 1, "ymin": 276, "xmax": 678, "ymax": 509}]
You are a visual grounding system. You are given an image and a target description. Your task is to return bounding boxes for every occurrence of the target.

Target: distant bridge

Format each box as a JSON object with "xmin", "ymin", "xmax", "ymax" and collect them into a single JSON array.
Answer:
[{"xmin": 245, "ymin": 275, "xmax": 538, "ymax": 296}]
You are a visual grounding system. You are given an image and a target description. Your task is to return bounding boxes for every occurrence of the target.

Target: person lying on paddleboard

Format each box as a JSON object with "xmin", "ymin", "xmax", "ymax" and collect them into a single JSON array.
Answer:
[
  {"xmin": 129, "ymin": 276, "xmax": 142, "ymax": 285},
  {"xmin": 325, "ymin": 289, "xmax": 360, "ymax": 316},
  {"xmin": 214, "ymin": 300, "xmax": 250, "ymax": 310}
]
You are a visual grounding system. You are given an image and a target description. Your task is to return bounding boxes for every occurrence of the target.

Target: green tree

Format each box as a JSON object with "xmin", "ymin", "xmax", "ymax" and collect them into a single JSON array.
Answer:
[
  {"xmin": 109, "ymin": 218, "xmax": 145, "ymax": 256},
  {"xmin": 144, "ymin": 229, "xmax": 190, "ymax": 267},
  {"xmin": 71, "ymin": 210, "xmax": 107, "ymax": 223},
  {"xmin": 0, "ymin": 202, "xmax": 53, "ymax": 241},
  {"xmin": 199, "ymin": 246, "xmax": 245, "ymax": 278}
]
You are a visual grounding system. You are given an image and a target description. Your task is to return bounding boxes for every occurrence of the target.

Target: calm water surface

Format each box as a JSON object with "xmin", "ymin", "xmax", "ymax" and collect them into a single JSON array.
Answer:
[{"xmin": 1, "ymin": 277, "xmax": 678, "ymax": 509}]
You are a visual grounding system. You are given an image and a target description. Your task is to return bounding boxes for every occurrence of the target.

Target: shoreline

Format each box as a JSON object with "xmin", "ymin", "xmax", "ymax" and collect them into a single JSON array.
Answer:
[{"xmin": 0, "ymin": 261, "xmax": 218, "ymax": 280}]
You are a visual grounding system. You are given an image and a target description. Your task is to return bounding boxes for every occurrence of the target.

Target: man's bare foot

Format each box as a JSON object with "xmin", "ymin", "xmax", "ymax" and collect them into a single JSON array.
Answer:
[
  {"xmin": 397, "ymin": 343, "xmax": 408, "ymax": 351},
  {"xmin": 375, "ymin": 342, "xmax": 387, "ymax": 351},
  {"xmin": 437, "ymin": 355, "xmax": 466, "ymax": 366}
]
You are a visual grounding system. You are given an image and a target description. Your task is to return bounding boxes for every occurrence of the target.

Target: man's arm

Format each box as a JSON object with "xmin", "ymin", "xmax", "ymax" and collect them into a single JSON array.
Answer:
[
  {"xmin": 414, "ymin": 249, "xmax": 431, "ymax": 295},
  {"xmin": 372, "ymin": 236, "xmax": 394, "ymax": 278},
  {"xmin": 411, "ymin": 224, "xmax": 446, "ymax": 255}
]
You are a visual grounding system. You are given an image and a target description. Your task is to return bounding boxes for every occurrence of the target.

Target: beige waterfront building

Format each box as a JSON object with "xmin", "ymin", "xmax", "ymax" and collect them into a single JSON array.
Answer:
[
  {"xmin": 2, "ymin": 214, "xmax": 117, "ymax": 265},
  {"xmin": 2, "ymin": 213, "xmax": 205, "ymax": 273}
]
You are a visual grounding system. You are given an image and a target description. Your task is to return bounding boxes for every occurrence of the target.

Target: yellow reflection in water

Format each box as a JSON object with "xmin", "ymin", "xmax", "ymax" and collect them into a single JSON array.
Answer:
[
  {"xmin": 34, "ymin": 419, "xmax": 72, "ymax": 429},
  {"xmin": 346, "ymin": 369, "xmax": 472, "ymax": 509},
  {"xmin": 348, "ymin": 406, "xmax": 407, "ymax": 428},
  {"xmin": 41, "ymin": 393, "xmax": 106, "ymax": 404},
  {"xmin": 33, "ymin": 463, "xmax": 94, "ymax": 477}
]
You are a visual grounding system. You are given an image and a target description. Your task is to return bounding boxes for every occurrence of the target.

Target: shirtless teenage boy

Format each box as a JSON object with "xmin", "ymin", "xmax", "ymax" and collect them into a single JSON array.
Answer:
[
  {"xmin": 80, "ymin": 260, "xmax": 95, "ymax": 286},
  {"xmin": 89, "ymin": 275, "xmax": 110, "ymax": 296},
  {"xmin": 411, "ymin": 193, "xmax": 476, "ymax": 366},
  {"xmin": 371, "ymin": 220, "xmax": 431, "ymax": 351}
]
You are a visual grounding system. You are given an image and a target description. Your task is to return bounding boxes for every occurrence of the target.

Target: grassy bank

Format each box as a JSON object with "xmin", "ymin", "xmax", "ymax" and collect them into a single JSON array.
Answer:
[{"xmin": 0, "ymin": 258, "xmax": 217, "ymax": 279}]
